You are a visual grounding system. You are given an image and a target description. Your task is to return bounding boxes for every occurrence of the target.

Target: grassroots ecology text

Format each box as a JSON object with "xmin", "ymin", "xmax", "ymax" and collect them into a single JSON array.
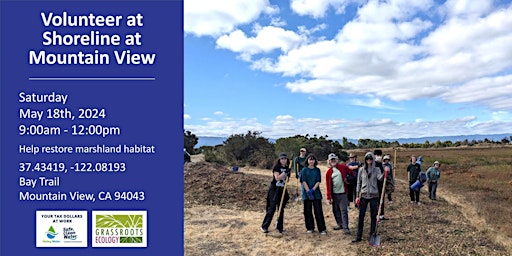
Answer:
[{"xmin": 29, "ymin": 12, "xmax": 156, "ymax": 65}]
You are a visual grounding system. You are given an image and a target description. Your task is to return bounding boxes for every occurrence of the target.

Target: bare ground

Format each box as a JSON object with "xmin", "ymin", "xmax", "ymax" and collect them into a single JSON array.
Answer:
[{"xmin": 184, "ymin": 159, "xmax": 511, "ymax": 256}]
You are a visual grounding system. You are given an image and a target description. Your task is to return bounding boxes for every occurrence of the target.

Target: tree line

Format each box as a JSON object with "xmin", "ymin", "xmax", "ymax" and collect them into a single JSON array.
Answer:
[{"xmin": 184, "ymin": 130, "xmax": 512, "ymax": 168}]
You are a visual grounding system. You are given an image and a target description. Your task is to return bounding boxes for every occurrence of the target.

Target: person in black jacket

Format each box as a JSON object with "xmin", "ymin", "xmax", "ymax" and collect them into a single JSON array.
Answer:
[
  {"xmin": 373, "ymin": 149, "xmax": 388, "ymax": 221},
  {"xmin": 261, "ymin": 153, "xmax": 290, "ymax": 234}
]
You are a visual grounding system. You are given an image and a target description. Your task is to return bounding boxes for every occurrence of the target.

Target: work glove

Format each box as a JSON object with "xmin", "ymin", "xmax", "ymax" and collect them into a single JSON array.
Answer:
[
  {"xmin": 384, "ymin": 168, "xmax": 389, "ymax": 178},
  {"xmin": 307, "ymin": 189, "xmax": 314, "ymax": 200},
  {"xmin": 355, "ymin": 197, "xmax": 360, "ymax": 208}
]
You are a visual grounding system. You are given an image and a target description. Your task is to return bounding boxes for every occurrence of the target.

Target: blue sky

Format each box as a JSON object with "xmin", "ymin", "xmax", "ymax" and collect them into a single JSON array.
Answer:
[{"xmin": 184, "ymin": 0, "xmax": 512, "ymax": 140}]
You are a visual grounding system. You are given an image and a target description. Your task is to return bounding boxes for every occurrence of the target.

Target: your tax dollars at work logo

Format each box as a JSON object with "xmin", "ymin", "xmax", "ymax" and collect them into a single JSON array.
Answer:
[
  {"xmin": 36, "ymin": 210, "xmax": 87, "ymax": 247},
  {"xmin": 93, "ymin": 211, "xmax": 147, "ymax": 247}
]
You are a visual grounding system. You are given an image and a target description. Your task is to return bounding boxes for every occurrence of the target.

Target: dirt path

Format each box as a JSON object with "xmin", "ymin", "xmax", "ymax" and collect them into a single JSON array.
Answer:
[{"xmin": 438, "ymin": 186, "xmax": 512, "ymax": 254}]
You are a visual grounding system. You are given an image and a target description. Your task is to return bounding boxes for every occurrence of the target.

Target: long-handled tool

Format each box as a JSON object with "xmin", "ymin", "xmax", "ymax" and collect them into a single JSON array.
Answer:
[
  {"xmin": 370, "ymin": 169, "xmax": 388, "ymax": 247},
  {"xmin": 293, "ymin": 162, "xmax": 300, "ymax": 203}
]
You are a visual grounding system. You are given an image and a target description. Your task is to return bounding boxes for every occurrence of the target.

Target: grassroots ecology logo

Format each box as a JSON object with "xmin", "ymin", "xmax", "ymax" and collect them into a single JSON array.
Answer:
[{"xmin": 92, "ymin": 211, "xmax": 147, "ymax": 247}]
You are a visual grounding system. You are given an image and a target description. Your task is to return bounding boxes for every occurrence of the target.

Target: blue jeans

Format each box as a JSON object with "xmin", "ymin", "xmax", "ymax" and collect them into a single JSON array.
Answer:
[{"xmin": 428, "ymin": 181, "xmax": 438, "ymax": 200}]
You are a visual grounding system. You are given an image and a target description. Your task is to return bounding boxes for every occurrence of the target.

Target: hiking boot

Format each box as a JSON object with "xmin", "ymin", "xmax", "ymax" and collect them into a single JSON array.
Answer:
[
  {"xmin": 306, "ymin": 230, "xmax": 313, "ymax": 234},
  {"xmin": 351, "ymin": 237, "xmax": 362, "ymax": 243},
  {"xmin": 379, "ymin": 215, "xmax": 389, "ymax": 221},
  {"xmin": 344, "ymin": 229, "xmax": 351, "ymax": 235},
  {"xmin": 320, "ymin": 230, "xmax": 327, "ymax": 235},
  {"xmin": 260, "ymin": 227, "xmax": 268, "ymax": 233},
  {"xmin": 411, "ymin": 201, "xmax": 415, "ymax": 204},
  {"xmin": 333, "ymin": 226, "xmax": 342, "ymax": 230}
]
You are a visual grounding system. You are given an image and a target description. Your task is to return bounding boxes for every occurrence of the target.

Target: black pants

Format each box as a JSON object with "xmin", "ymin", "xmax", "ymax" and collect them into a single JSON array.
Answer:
[
  {"xmin": 409, "ymin": 182, "xmax": 420, "ymax": 202},
  {"xmin": 356, "ymin": 197, "xmax": 379, "ymax": 238},
  {"xmin": 303, "ymin": 199, "xmax": 326, "ymax": 232},
  {"xmin": 262, "ymin": 187, "xmax": 289, "ymax": 231},
  {"xmin": 377, "ymin": 181, "xmax": 385, "ymax": 216},
  {"xmin": 347, "ymin": 183, "xmax": 355, "ymax": 203}
]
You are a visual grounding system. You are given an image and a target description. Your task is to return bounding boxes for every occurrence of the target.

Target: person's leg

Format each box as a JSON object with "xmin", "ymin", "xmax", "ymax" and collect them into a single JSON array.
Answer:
[
  {"xmin": 369, "ymin": 197, "xmax": 379, "ymax": 236},
  {"xmin": 409, "ymin": 185, "xmax": 415, "ymax": 203},
  {"xmin": 304, "ymin": 200, "xmax": 314, "ymax": 231},
  {"xmin": 356, "ymin": 198, "xmax": 368, "ymax": 239},
  {"xmin": 415, "ymin": 190, "xmax": 420, "ymax": 203},
  {"xmin": 262, "ymin": 189, "xmax": 277, "ymax": 230},
  {"xmin": 339, "ymin": 194, "xmax": 350, "ymax": 230},
  {"xmin": 332, "ymin": 194, "xmax": 343, "ymax": 228},
  {"xmin": 387, "ymin": 192, "xmax": 392, "ymax": 202},
  {"xmin": 313, "ymin": 199, "xmax": 327, "ymax": 232},
  {"xmin": 432, "ymin": 182, "xmax": 438, "ymax": 200},
  {"xmin": 428, "ymin": 182, "xmax": 433, "ymax": 199},
  {"xmin": 276, "ymin": 191, "xmax": 289, "ymax": 232}
]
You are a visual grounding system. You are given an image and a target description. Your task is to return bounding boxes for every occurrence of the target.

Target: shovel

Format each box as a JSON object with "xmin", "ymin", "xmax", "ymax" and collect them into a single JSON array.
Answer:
[
  {"xmin": 370, "ymin": 168, "xmax": 388, "ymax": 247},
  {"xmin": 292, "ymin": 162, "xmax": 301, "ymax": 203}
]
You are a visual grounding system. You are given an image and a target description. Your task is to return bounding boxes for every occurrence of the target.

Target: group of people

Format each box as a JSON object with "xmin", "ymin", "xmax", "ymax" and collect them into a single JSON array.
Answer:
[{"xmin": 261, "ymin": 148, "xmax": 442, "ymax": 243}]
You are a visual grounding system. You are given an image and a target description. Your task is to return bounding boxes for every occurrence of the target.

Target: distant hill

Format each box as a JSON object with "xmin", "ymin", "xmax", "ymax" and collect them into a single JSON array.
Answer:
[{"xmin": 196, "ymin": 133, "xmax": 512, "ymax": 148}]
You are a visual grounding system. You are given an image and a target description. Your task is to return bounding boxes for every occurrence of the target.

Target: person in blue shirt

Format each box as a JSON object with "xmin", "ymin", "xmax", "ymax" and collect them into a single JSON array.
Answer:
[
  {"xmin": 300, "ymin": 154, "xmax": 327, "ymax": 235},
  {"xmin": 426, "ymin": 161, "xmax": 441, "ymax": 200}
]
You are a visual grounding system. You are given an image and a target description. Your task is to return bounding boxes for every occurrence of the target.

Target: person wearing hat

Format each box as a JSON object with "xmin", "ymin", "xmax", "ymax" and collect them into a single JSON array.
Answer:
[
  {"xmin": 352, "ymin": 152, "xmax": 387, "ymax": 243},
  {"xmin": 373, "ymin": 149, "xmax": 389, "ymax": 221},
  {"xmin": 261, "ymin": 153, "xmax": 291, "ymax": 234},
  {"xmin": 293, "ymin": 148, "xmax": 308, "ymax": 179},
  {"xmin": 346, "ymin": 153, "xmax": 360, "ymax": 208},
  {"xmin": 382, "ymin": 154, "xmax": 395, "ymax": 204},
  {"xmin": 325, "ymin": 153, "xmax": 355, "ymax": 234},
  {"xmin": 426, "ymin": 161, "xmax": 441, "ymax": 200}
]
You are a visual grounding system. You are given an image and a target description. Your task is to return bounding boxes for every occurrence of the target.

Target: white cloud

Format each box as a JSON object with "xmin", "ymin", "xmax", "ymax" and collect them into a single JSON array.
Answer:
[
  {"xmin": 216, "ymin": 26, "xmax": 304, "ymax": 59},
  {"xmin": 184, "ymin": 0, "xmax": 278, "ymax": 37},
  {"xmin": 185, "ymin": 114, "xmax": 511, "ymax": 140},
  {"xmin": 245, "ymin": 1, "xmax": 512, "ymax": 111},
  {"xmin": 290, "ymin": 0, "xmax": 352, "ymax": 18},
  {"xmin": 184, "ymin": 114, "xmax": 191, "ymax": 119},
  {"xmin": 214, "ymin": 111, "xmax": 225, "ymax": 116}
]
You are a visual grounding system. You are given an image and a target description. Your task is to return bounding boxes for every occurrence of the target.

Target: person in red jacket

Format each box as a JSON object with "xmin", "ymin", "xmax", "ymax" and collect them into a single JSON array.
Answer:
[{"xmin": 325, "ymin": 153, "xmax": 354, "ymax": 235}]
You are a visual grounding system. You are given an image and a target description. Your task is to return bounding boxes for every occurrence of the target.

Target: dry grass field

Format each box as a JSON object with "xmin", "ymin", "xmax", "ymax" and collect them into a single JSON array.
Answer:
[{"xmin": 184, "ymin": 146, "xmax": 512, "ymax": 255}]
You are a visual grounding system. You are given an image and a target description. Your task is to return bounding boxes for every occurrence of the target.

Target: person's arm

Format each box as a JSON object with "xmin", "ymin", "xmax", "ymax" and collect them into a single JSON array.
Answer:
[
  {"xmin": 377, "ymin": 167, "xmax": 385, "ymax": 181},
  {"xmin": 325, "ymin": 168, "xmax": 333, "ymax": 201},
  {"xmin": 406, "ymin": 164, "xmax": 411, "ymax": 182}
]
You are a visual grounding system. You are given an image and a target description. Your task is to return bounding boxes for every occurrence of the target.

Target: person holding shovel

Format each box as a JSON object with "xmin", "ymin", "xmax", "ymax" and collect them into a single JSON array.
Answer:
[
  {"xmin": 300, "ymin": 154, "xmax": 327, "ymax": 235},
  {"xmin": 261, "ymin": 153, "xmax": 290, "ymax": 234},
  {"xmin": 352, "ymin": 152, "xmax": 386, "ymax": 243},
  {"xmin": 325, "ymin": 153, "xmax": 354, "ymax": 234}
]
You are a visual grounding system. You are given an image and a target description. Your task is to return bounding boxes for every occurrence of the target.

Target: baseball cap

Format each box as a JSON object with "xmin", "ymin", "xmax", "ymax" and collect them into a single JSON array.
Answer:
[{"xmin": 327, "ymin": 153, "xmax": 338, "ymax": 160}]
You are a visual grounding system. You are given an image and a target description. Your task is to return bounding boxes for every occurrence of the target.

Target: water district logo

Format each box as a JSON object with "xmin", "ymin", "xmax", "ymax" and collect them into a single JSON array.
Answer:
[
  {"xmin": 45, "ymin": 226, "xmax": 58, "ymax": 239},
  {"xmin": 92, "ymin": 211, "xmax": 147, "ymax": 247}
]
